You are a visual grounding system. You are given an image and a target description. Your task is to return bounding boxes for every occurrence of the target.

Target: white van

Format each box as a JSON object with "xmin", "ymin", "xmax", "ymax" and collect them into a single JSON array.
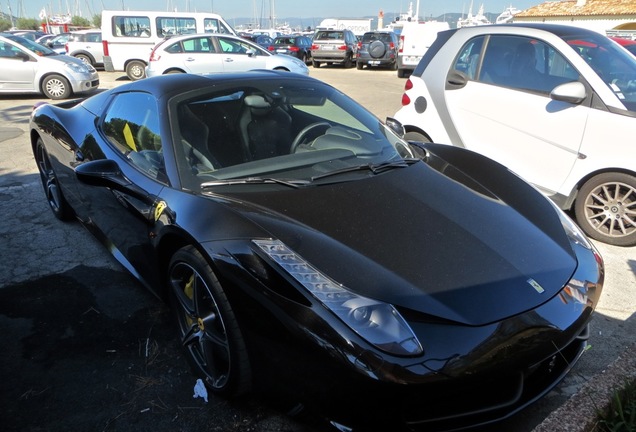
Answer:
[
  {"xmin": 101, "ymin": 10, "xmax": 236, "ymax": 80},
  {"xmin": 397, "ymin": 21, "xmax": 449, "ymax": 78}
]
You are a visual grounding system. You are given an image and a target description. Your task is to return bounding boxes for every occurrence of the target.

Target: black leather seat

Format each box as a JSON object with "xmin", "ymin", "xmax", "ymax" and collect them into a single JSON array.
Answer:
[{"xmin": 238, "ymin": 95, "xmax": 292, "ymax": 160}]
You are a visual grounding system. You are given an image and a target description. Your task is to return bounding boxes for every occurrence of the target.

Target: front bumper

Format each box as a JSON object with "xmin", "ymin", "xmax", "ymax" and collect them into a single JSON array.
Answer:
[{"xmin": 70, "ymin": 72, "xmax": 100, "ymax": 94}]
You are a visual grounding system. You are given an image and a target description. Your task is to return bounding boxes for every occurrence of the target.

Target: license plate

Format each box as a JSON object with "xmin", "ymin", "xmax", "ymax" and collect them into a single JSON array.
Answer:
[
  {"xmin": 321, "ymin": 45, "xmax": 333, "ymax": 50},
  {"xmin": 276, "ymin": 49, "xmax": 286, "ymax": 53},
  {"xmin": 369, "ymin": 60, "xmax": 380, "ymax": 65}
]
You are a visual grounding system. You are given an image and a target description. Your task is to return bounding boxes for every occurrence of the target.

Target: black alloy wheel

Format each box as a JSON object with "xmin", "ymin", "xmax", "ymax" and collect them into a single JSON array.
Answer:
[
  {"xmin": 168, "ymin": 246, "xmax": 251, "ymax": 396},
  {"xmin": 35, "ymin": 138, "xmax": 73, "ymax": 220}
]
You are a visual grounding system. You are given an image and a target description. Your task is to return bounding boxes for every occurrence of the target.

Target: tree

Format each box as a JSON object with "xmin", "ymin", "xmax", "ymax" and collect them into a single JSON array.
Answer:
[
  {"xmin": 71, "ymin": 15, "xmax": 91, "ymax": 27},
  {"xmin": 16, "ymin": 18, "xmax": 40, "ymax": 30},
  {"xmin": 0, "ymin": 18, "xmax": 12, "ymax": 31},
  {"xmin": 92, "ymin": 14, "xmax": 101, "ymax": 28}
]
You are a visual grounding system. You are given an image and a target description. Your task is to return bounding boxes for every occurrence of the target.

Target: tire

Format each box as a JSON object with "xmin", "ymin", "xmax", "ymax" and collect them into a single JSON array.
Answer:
[
  {"xmin": 343, "ymin": 54, "xmax": 352, "ymax": 68},
  {"xmin": 125, "ymin": 60, "xmax": 146, "ymax": 81},
  {"xmin": 74, "ymin": 53, "xmax": 93, "ymax": 66},
  {"xmin": 369, "ymin": 40, "xmax": 386, "ymax": 58},
  {"xmin": 390, "ymin": 60, "xmax": 398, "ymax": 71},
  {"xmin": 397, "ymin": 68, "xmax": 406, "ymax": 78},
  {"xmin": 34, "ymin": 138, "xmax": 73, "ymax": 220},
  {"xmin": 312, "ymin": 59, "xmax": 320, "ymax": 68},
  {"xmin": 404, "ymin": 131, "xmax": 431, "ymax": 143},
  {"xmin": 168, "ymin": 246, "xmax": 251, "ymax": 396},
  {"xmin": 574, "ymin": 173, "xmax": 636, "ymax": 246},
  {"xmin": 356, "ymin": 61, "xmax": 363, "ymax": 70},
  {"xmin": 41, "ymin": 74, "xmax": 71, "ymax": 100}
]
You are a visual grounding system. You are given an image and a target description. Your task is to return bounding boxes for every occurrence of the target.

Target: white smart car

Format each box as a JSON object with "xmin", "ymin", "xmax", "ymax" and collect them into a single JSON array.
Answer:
[
  {"xmin": 394, "ymin": 23, "xmax": 636, "ymax": 246},
  {"xmin": 145, "ymin": 33, "xmax": 309, "ymax": 77}
]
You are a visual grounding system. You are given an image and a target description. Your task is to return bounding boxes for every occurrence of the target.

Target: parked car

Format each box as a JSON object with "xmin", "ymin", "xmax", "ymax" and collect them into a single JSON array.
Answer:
[
  {"xmin": 395, "ymin": 23, "xmax": 636, "ymax": 246},
  {"xmin": 397, "ymin": 21, "xmax": 450, "ymax": 78},
  {"xmin": 240, "ymin": 33, "xmax": 274, "ymax": 49},
  {"xmin": 145, "ymin": 33, "xmax": 308, "ymax": 77},
  {"xmin": 5, "ymin": 29, "xmax": 47, "ymax": 42},
  {"xmin": 268, "ymin": 35, "xmax": 312, "ymax": 63},
  {"xmin": 0, "ymin": 33, "xmax": 99, "ymax": 99},
  {"xmin": 356, "ymin": 30, "xmax": 399, "ymax": 70},
  {"xmin": 311, "ymin": 29, "xmax": 357, "ymax": 68},
  {"xmin": 65, "ymin": 30, "xmax": 103, "ymax": 66},
  {"xmin": 29, "ymin": 70, "xmax": 603, "ymax": 431},
  {"xmin": 42, "ymin": 32, "xmax": 71, "ymax": 54}
]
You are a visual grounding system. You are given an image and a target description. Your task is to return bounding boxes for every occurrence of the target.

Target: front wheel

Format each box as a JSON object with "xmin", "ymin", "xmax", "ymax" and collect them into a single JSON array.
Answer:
[
  {"xmin": 41, "ymin": 74, "xmax": 71, "ymax": 99},
  {"xmin": 125, "ymin": 60, "xmax": 146, "ymax": 81},
  {"xmin": 34, "ymin": 138, "xmax": 73, "ymax": 220},
  {"xmin": 168, "ymin": 246, "xmax": 251, "ymax": 397},
  {"xmin": 574, "ymin": 173, "xmax": 636, "ymax": 246}
]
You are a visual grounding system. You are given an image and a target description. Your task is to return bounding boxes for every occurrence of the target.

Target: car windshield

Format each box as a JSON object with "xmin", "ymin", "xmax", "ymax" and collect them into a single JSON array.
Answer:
[
  {"xmin": 564, "ymin": 33, "xmax": 636, "ymax": 111},
  {"xmin": 173, "ymin": 80, "xmax": 414, "ymax": 191},
  {"xmin": 4, "ymin": 34, "xmax": 57, "ymax": 56}
]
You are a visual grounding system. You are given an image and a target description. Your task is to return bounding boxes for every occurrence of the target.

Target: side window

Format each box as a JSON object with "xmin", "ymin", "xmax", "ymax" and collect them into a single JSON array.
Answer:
[
  {"xmin": 86, "ymin": 33, "xmax": 101, "ymax": 43},
  {"xmin": 452, "ymin": 36, "xmax": 485, "ymax": 80},
  {"xmin": 101, "ymin": 93, "xmax": 165, "ymax": 181},
  {"xmin": 217, "ymin": 37, "xmax": 254, "ymax": 54},
  {"xmin": 156, "ymin": 17, "xmax": 196, "ymax": 36},
  {"xmin": 181, "ymin": 37, "xmax": 214, "ymax": 53},
  {"xmin": 477, "ymin": 35, "xmax": 580, "ymax": 94},
  {"xmin": 112, "ymin": 16, "xmax": 151, "ymax": 38}
]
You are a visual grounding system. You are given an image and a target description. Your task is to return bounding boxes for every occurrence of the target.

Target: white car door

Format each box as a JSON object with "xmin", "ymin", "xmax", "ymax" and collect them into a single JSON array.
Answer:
[
  {"xmin": 442, "ymin": 35, "xmax": 589, "ymax": 195},
  {"xmin": 174, "ymin": 36, "xmax": 224, "ymax": 74},
  {"xmin": 215, "ymin": 36, "xmax": 268, "ymax": 72},
  {"xmin": 0, "ymin": 41, "xmax": 36, "ymax": 91}
]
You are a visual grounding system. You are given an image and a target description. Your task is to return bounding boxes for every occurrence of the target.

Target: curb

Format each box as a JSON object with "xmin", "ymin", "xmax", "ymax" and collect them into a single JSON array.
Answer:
[{"xmin": 532, "ymin": 343, "xmax": 636, "ymax": 432}]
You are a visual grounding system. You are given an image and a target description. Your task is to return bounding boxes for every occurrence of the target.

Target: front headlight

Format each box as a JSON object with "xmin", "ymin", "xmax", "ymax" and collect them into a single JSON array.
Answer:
[
  {"xmin": 546, "ymin": 199, "xmax": 594, "ymax": 250},
  {"xmin": 64, "ymin": 62, "xmax": 89, "ymax": 74},
  {"xmin": 253, "ymin": 239, "xmax": 423, "ymax": 356}
]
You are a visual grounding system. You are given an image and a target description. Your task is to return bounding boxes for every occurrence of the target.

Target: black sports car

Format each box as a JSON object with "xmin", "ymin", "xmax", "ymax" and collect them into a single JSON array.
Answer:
[{"xmin": 30, "ymin": 71, "xmax": 604, "ymax": 431}]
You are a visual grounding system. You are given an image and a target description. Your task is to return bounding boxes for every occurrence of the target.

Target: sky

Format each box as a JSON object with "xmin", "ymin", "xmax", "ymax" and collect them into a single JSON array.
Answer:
[{"xmin": 16, "ymin": 0, "xmax": 541, "ymax": 22}]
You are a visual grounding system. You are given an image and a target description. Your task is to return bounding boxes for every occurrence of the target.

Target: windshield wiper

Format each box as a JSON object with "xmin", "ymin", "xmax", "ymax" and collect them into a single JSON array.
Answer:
[
  {"xmin": 311, "ymin": 158, "xmax": 419, "ymax": 182},
  {"xmin": 201, "ymin": 177, "xmax": 311, "ymax": 189}
]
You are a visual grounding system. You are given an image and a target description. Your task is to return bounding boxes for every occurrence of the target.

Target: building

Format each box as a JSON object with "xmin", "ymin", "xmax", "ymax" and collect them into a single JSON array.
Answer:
[{"xmin": 514, "ymin": 0, "xmax": 636, "ymax": 36}]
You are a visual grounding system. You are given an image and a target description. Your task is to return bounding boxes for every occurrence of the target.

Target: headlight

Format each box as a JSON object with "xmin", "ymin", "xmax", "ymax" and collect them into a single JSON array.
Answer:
[
  {"xmin": 64, "ymin": 62, "xmax": 89, "ymax": 74},
  {"xmin": 253, "ymin": 239, "xmax": 423, "ymax": 356},
  {"xmin": 546, "ymin": 199, "xmax": 594, "ymax": 250}
]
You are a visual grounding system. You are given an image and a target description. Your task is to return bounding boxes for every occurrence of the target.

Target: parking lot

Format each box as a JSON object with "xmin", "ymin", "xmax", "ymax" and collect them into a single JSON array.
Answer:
[{"xmin": 0, "ymin": 67, "xmax": 635, "ymax": 432}]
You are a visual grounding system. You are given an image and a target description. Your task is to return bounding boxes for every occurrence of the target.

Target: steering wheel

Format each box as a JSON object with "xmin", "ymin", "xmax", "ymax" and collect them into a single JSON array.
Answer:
[{"xmin": 289, "ymin": 122, "xmax": 331, "ymax": 153}]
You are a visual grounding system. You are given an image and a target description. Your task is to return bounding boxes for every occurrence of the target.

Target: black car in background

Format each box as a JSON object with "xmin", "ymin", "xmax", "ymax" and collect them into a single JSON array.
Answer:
[
  {"xmin": 30, "ymin": 71, "xmax": 604, "ymax": 431},
  {"xmin": 268, "ymin": 35, "xmax": 312, "ymax": 63}
]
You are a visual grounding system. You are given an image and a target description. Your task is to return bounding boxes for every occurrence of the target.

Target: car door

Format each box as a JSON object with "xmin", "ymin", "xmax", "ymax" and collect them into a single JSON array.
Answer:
[
  {"xmin": 0, "ymin": 40, "xmax": 36, "ymax": 91},
  {"xmin": 214, "ymin": 36, "xmax": 268, "ymax": 72},
  {"xmin": 443, "ymin": 34, "xmax": 589, "ymax": 195},
  {"xmin": 74, "ymin": 91, "xmax": 167, "ymax": 287},
  {"xmin": 171, "ymin": 35, "xmax": 223, "ymax": 74}
]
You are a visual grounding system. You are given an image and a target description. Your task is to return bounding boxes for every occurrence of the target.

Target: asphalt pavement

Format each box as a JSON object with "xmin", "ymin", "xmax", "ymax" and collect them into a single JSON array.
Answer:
[{"xmin": 0, "ymin": 68, "xmax": 634, "ymax": 432}]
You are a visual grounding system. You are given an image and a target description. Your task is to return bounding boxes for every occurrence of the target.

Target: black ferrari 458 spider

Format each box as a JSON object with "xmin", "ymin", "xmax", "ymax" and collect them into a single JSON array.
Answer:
[{"xmin": 30, "ymin": 71, "xmax": 604, "ymax": 431}]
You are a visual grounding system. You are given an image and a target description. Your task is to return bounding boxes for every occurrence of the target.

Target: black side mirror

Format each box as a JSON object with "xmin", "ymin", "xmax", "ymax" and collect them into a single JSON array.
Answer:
[
  {"xmin": 385, "ymin": 117, "xmax": 405, "ymax": 137},
  {"xmin": 75, "ymin": 159, "xmax": 153, "ymax": 204}
]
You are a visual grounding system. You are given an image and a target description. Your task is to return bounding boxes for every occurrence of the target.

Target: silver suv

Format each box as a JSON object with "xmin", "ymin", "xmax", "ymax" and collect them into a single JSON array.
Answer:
[
  {"xmin": 65, "ymin": 30, "xmax": 103, "ymax": 67},
  {"xmin": 311, "ymin": 29, "xmax": 357, "ymax": 68}
]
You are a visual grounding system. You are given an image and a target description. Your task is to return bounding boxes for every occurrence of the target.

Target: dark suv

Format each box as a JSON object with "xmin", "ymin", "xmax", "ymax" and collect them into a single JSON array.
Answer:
[
  {"xmin": 356, "ymin": 31, "xmax": 399, "ymax": 70},
  {"xmin": 311, "ymin": 29, "xmax": 357, "ymax": 68}
]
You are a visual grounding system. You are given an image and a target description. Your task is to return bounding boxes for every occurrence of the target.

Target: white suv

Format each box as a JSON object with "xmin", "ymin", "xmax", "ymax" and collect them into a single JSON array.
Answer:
[
  {"xmin": 394, "ymin": 23, "xmax": 636, "ymax": 246},
  {"xmin": 65, "ymin": 30, "xmax": 103, "ymax": 67}
]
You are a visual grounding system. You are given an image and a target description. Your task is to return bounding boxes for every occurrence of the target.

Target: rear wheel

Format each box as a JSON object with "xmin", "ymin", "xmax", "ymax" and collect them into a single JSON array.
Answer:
[
  {"xmin": 356, "ymin": 61, "xmax": 363, "ymax": 70},
  {"xmin": 34, "ymin": 138, "xmax": 73, "ymax": 220},
  {"xmin": 168, "ymin": 246, "xmax": 251, "ymax": 397},
  {"xmin": 574, "ymin": 173, "xmax": 636, "ymax": 246},
  {"xmin": 312, "ymin": 59, "xmax": 321, "ymax": 68},
  {"xmin": 343, "ymin": 54, "xmax": 353, "ymax": 68},
  {"xmin": 397, "ymin": 68, "xmax": 406, "ymax": 78},
  {"xmin": 41, "ymin": 74, "xmax": 71, "ymax": 100},
  {"xmin": 125, "ymin": 60, "xmax": 146, "ymax": 81}
]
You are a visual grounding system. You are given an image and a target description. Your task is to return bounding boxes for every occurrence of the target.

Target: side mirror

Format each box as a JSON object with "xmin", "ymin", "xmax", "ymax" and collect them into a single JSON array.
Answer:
[
  {"xmin": 75, "ymin": 159, "xmax": 153, "ymax": 204},
  {"xmin": 14, "ymin": 51, "xmax": 30, "ymax": 62},
  {"xmin": 385, "ymin": 117, "xmax": 405, "ymax": 137},
  {"xmin": 246, "ymin": 48, "xmax": 257, "ymax": 57},
  {"xmin": 550, "ymin": 81, "xmax": 587, "ymax": 105}
]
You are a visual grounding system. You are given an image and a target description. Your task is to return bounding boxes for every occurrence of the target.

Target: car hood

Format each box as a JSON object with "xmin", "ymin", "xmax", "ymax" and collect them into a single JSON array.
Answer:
[{"xmin": 218, "ymin": 162, "xmax": 577, "ymax": 326}]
